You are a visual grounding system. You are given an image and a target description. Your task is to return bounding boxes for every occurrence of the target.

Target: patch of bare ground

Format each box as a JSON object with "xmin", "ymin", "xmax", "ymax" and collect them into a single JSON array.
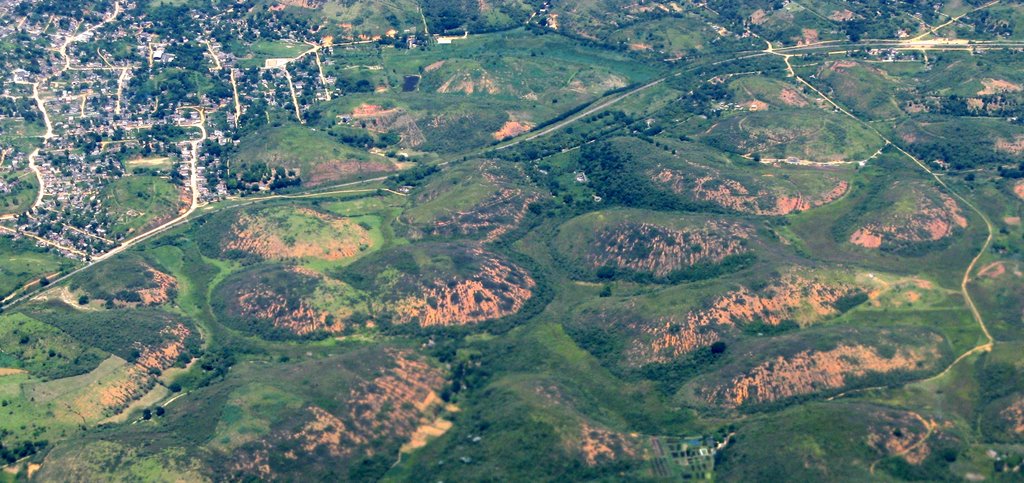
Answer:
[
  {"xmin": 306, "ymin": 159, "xmax": 397, "ymax": 187},
  {"xmin": 589, "ymin": 220, "xmax": 751, "ymax": 277},
  {"xmin": 567, "ymin": 74, "xmax": 627, "ymax": 94},
  {"xmin": 1000, "ymin": 396, "xmax": 1024, "ymax": 434},
  {"xmin": 630, "ymin": 272, "xmax": 861, "ymax": 364},
  {"xmin": 578, "ymin": 421, "xmax": 640, "ymax": 466},
  {"xmin": 492, "ymin": 120, "xmax": 533, "ymax": 141},
  {"xmin": 796, "ymin": 29, "xmax": 819, "ymax": 46},
  {"xmin": 348, "ymin": 104, "xmax": 425, "ymax": 147},
  {"xmin": 0, "ymin": 368, "xmax": 26, "ymax": 376},
  {"xmin": 138, "ymin": 268, "xmax": 176, "ymax": 305},
  {"xmin": 850, "ymin": 190, "xmax": 968, "ymax": 249},
  {"xmin": 1015, "ymin": 180, "xmax": 1024, "ymax": 200},
  {"xmin": 996, "ymin": 135, "xmax": 1024, "ymax": 154},
  {"xmin": 746, "ymin": 100, "xmax": 769, "ymax": 111},
  {"xmin": 829, "ymin": 9, "xmax": 856, "ymax": 21},
  {"xmin": 437, "ymin": 71, "xmax": 500, "ymax": 95},
  {"xmin": 430, "ymin": 188, "xmax": 543, "ymax": 242},
  {"xmin": 779, "ymin": 87, "xmax": 809, "ymax": 107},
  {"xmin": 225, "ymin": 208, "xmax": 370, "ymax": 261},
  {"xmin": 654, "ymin": 167, "xmax": 848, "ymax": 215},
  {"xmin": 393, "ymin": 252, "xmax": 534, "ymax": 327},
  {"xmin": 69, "ymin": 364, "xmax": 154, "ymax": 421},
  {"xmin": 234, "ymin": 269, "xmax": 339, "ymax": 336},
  {"xmin": 402, "ymin": 416, "xmax": 453, "ymax": 453},
  {"xmin": 134, "ymin": 323, "xmax": 193, "ymax": 371},
  {"xmin": 104, "ymin": 265, "xmax": 178, "ymax": 308},
  {"xmin": 527, "ymin": 381, "xmax": 641, "ymax": 466},
  {"xmin": 700, "ymin": 338, "xmax": 942, "ymax": 407},
  {"xmin": 274, "ymin": 0, "xmax": 322, "ymax": 8},
  {"xmin": 977, "ymin": 261, "xmax": 1008, "ymax": 279},
  {"xmin": 867, "ymin": 410, "xmax": 932, "ymax": 464},
  {"xmin": 750, "ymin": 9, "xmax": 768, "ymax": 25},
  {"xmin": 233, "ymin": 350, "xmax": 445, "ymax": 477},
  {"xmin": 978, "ymin": 78, "xmax": 1023, "ymax": 96}
]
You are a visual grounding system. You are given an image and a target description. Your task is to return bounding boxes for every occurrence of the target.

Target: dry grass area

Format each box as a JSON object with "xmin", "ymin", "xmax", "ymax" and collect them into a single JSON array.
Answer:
[{"xmin": 306, "ymin": 159, "xmax": 398, "ymax": 186}]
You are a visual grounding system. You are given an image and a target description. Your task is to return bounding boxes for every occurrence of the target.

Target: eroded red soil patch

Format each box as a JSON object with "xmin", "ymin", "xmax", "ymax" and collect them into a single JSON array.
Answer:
[
  {"xmin": 996, "ymin": 136, "xmax": 1024, "ymax": 155},
  {"xmin": 492, "ymin": 120, "xmax": 533, "ymax": 141},
  {"xmin": 590, "ymin": 220, "xmax": 751, "ymax": 277},
  {"xmin": 225, "ymin": 208, "xmax": 370, "ymax": 261},
  {"xmin": 867, "ymin": 411, "xmax": 932, "ymax": 464},
  {"xmin": 977, "ymin": 261, "xmax": 1007, "ymax": 279},
  {"xmin": 236, "ymin": 285, "xmax": 335, "ymax": 336},
  {"xmin": 829, "ymin": 9, "xmax": 856, "ymax": 21},
  {"xmin": 429, "ymin": 187, "xmax": 543, "ymax": 242},
  {"xmin": 1000, "ymin": 396, "xmax": 1024, "ymax": 434},
  {"xmin": 979, "ymin": 78, "xmax": 1023, "ymax": 96},
  {"xmin": 578, "ymin": 421, "xmax": 639, "ymax": 466},
  {"xmin": 106, "ymin": 265, "xmax": 177, "ymax": 308},
  {"xmin": 233, "ymin": 350, "xmax": 445, "ymax": 478},
  {"xmin": 850, "ymin": 191, "xmax": 968, "ymax": 249},
  {"xmin": 137, "ymin": 268, "xmax": 177, "ymax": 306},
  {"xmin": 293, "ymin": 351, "xmax": 444, "ymax": 457},
  {"xmin": 701, "ymin": 340, "xmax": 941, "ymax": 407},
  {"xmin": 779, "ymin": 87, "xmax": 809, "ymax": 107},
  {"xmin": 655, "ymin": 167, "xmax": 848, "ymax": 215},
  {"xmin": 134, "ymin": 323, "xmax": 193, "ymax": 371},
  {"xmin": 393, "ymin": 252, "xmax": 535, "ymax": 327},
  {"xmin": 347, "ymin": 104, "xmax": 425, "ymax": 147},
  {"xmin": 630, "ymin": 273, "xmax": 861, "ymax": 364}
]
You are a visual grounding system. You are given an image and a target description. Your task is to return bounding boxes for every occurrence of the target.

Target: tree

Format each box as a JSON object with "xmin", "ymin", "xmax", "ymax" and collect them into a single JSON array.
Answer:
[
  {"xmin": 710, "ymin": 341, "xmax": 727, "ymax": 354},
  {"xmin": 77, "ymin": 295, "xmax": 89, "ymax": 305}
]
